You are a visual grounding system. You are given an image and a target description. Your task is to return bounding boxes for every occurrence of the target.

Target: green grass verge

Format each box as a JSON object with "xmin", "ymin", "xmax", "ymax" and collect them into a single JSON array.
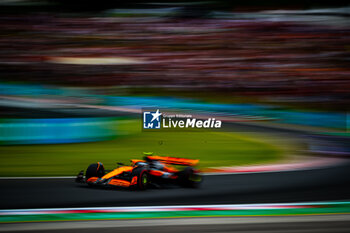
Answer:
[{"xmin": 0, "ymin": 120, "xmax": 284, "ymax": 176}]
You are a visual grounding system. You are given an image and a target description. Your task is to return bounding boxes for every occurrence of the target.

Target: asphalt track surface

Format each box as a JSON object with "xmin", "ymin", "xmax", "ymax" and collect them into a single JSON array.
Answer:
[
  {"xmin": 1, "ymin": 161, "xmax": 350, "ymax": 209},
  {"xmin": 0, "ymin": 106, "xmax": 350, "ymax": 209},
  {"xmin": 2, "ymin": 216, "xmax": 350, "ymax": 233}
]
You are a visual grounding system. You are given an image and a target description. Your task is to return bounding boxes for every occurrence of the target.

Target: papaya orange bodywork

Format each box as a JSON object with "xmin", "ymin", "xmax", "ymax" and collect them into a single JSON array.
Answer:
[
  {"xmin": 147, "ymin": 156, "xmax": 199, "ymax": 166},
  {"xmin": 163, "ymin": 165, "xmax": 178, "ymax": 173},
  {"xmin": 149, "ymin": 170, "xmax": 164, "ymax": 176},
  {"xmin": 102, "ymin": 166, "xmax": 133, "ymax": 179},
  {"xmin": 108, "ymin": 179, "xmax": 130, "ymax": 187},
  {"xmin": 130, "ymin": 176, "xmax": 138, "ymax": 185},
  {"xmin": 86, "ymin": 177, "xmax": 98, "ymax": 183}
]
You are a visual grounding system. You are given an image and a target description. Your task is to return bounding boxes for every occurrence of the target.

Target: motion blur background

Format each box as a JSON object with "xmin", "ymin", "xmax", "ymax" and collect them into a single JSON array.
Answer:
[
  {"xmin": 0, "ymin": 0, "xmax": 349, "ymax": 174},
  {"xmin": 1, "ymin": 0, "xmax": 350, "ymax": 232}
]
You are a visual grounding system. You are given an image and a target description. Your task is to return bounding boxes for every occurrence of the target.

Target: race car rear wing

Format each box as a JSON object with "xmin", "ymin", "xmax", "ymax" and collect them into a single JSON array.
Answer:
[{"xmin": 147, "ymin": 155, "xmax": 199, "ymax": 166}]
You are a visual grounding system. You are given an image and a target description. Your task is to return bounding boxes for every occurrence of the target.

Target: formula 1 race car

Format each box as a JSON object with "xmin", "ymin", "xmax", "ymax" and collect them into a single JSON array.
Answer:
[{"xmin": 75, "ymin": 153, "xmax": 202, "ymax": 190}]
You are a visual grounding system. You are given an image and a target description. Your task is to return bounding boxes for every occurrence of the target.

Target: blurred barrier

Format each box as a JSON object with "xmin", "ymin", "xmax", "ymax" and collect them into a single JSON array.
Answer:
[
  {"xmin": 0, "ymin": 118, "xmax": 119, "ymax": 145},
  {"xmin": 266, "ymin": 110, "xmax": 346, "ymax": 130},
  {"xmin": 307, "ymin": 135, "xmax": 350, "ymax": 156},
  {"xmin": 0, "ymin": 81, "xmax": 346, "ymax": 130},
  {"xmin": 0, "ymin": 83, "xmax": 88, "ymax": 97},
  {"xmin": 105, "ymin": 96, "xmax": 264, "ymax": 113},
  {"xmin": 106, "ymin": 96, "xmax": 347, "ymax": 130},
  {"xmin": 0, "ymin": 84, "xmax": 65, "ymax": 96}
]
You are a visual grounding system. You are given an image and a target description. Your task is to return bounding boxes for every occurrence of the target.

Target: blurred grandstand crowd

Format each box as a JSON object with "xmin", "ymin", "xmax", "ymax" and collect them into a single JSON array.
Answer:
[{"xmin": 0, "ymin": 11, "xmax": 349, "ymax": 108}]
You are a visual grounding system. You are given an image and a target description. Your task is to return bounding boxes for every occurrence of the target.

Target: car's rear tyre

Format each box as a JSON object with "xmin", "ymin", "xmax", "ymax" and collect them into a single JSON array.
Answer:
[
  {"xmin": 85, "ymin": 162, "xmax": 105, "ymax": 181},
  {"xmin": 131, "ymin": 167, "xmax": 149, "ymax": 190},
  {"xmin": 178, "ymin": 167, "xmax": 202, "ymax": 188}
]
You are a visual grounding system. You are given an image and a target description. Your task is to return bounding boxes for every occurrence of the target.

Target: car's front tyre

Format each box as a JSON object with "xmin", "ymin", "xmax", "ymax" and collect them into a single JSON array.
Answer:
[{"xmin": 85, "ymin": 162, "xmax": 105, "ymax": 182}]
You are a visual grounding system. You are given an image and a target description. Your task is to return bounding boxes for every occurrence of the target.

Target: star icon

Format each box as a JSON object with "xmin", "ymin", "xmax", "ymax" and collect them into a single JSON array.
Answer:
[{"xmin": 151, "ymin": 109, "xmax": 162, "ymax": 122}]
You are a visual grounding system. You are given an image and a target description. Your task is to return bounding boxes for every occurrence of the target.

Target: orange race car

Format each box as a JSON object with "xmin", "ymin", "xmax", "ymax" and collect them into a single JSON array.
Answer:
[{"xmin": 75, "ymin": 153, "xmax": 202, "ymax": 190}]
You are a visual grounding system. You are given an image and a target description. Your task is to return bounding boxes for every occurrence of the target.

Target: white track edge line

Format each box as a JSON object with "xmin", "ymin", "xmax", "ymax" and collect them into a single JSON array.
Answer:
[{"xmin": 1, "ymin": 200, "xmax": 349, "ymax": 212}]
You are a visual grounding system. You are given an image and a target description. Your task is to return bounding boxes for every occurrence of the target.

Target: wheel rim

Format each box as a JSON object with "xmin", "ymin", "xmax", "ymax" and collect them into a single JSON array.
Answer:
[
  {"xmin": 142, "ymin": 173, "xmax": 148, "ymax": 185},
  {"xmin": 189, "ymin": 173, "xmax": 201, "ymax": 182}
]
